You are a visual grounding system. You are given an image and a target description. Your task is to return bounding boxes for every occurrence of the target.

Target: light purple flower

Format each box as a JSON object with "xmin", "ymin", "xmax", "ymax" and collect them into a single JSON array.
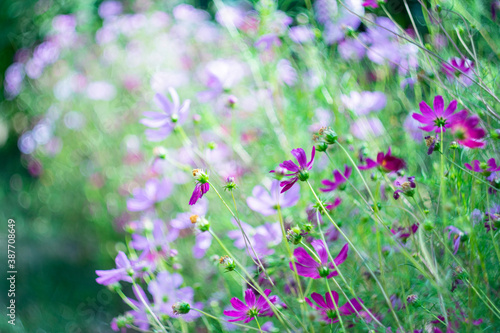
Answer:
[
  {"xmin": 255, "ymin": 34, "xmax": 282, "ymax": 51},
  {"xmin": 227, "ymin": 220, "xmax": 282, "ymax": 258},
  {"xmin": 446, "ymin": 226, "xmax": 466, "ymax": 255},
  {"xmin": 98, "ymin": 1, "xmax": 123, "ymax": 19},
  {"xmin": 131, "ymin": 220, "xmax": 178, "ymax": 262},
  {"xmin": 247, "ymin": 180, "xmax": 300, "ymax": 216},
  {"xmin": 95, "ymin": 251, "xmax": 148, "ymax": 285},
  {"xmin": 171, "ymin": 198, "xmax": 208, "ymax": 231},
  {"xmin": 290, "ymin": 240, "xmax": 349, "ymax": 279},
  {"xmin": 197, "ymin": 60, "xmax": 246, "ymax": 102},
  {"xmin": 141, "ymin": 88, "xmax": 191, "ymax": 142},
  {"xmin": 277, "ymin": 59, "xmax": 297, "ymax": 86},
  {"xmin": 148, "ymin": 271, "xmax": 203, "ymax": 321},
  {"xmin": 252, "ymin": 222, "xmax": 282, "ymax": 257},
  {"xmin": 126, "ymin": 178, "xmax": 173, "ymax": 212},
  {"xmin": 341, "ymin": 91, "xmax": 387, "ymax": 115},
  {"xmin": 289, "ymin": 26, "xmax": 315, "ymax": 43},
  {"xmin": 192, "ymin": 232, "xmax": 213, "ymax": 259},
  {"xmin": 223, "ymin": 289, "xmax": 277, "ymax": 323},
  {"xmin": 442, "ymin": 57, "xmax": 474, "ymax": 86},
  {"xmin": 216, "ymin": 6, "xmax": 245, "ymax": 29},
  {"xmin": 404, "ymin": 113, "xmax": 424, "ymax": 142},
  {"xmin": 350, "ymin": 118, "xmax": 385, "ymax": 140},
  {"xmin": 4, "ymin": 63, "xmax": 25, "ymax": 98}
]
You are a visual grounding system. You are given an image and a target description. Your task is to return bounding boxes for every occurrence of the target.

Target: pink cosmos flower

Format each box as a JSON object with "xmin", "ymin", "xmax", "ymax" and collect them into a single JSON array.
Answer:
[
  {"xmin": 140, "ymin": 88, "xmax": 190, "ymax": 142},
  {"xmin": 289, "ymin": 240, "xmax": 349, "ymax": 279},
  {"xmin": 450, "ymin": 112, "xmax": 486, "ymax": 148},
  {"xmin": 223, "ymin": 289, "xmax": 277, "ymax": 323},
  {"xmin": 271, "ymin": 146, "xmax": 316, "ymax": 193},
  {"xmin": 412, "ymin": 95, "xmax": 467, "ymax": 133},
  {"xmin": 320, "ymin": 165, "xmax": 352, "ymax": 192},
  {"xmin": 189, "ymin": 169, "xmax": 210, "ymax": 206},
  {"xmin": 95, "ymin": 251, "xmax": 149, "ymax": 285},
  {"xmin": 305, "ymin": 291, "xmax": 363, "ymax": 324},
  {"xmin": 442, "ymin": 57, "xmax": 474, "ymax": 86},
  {"xmin": 358, "ymin": 147, "xmax": 406, "ymax": 172},
  {"xmin": 126, "ymin": 178, "xmax": 173, "ymax": 212},
  {"xmin": 465, "ymin": 158, "xmax": 500, "ymax": 174},
  {"xmin": 247, "ymin": 179, "xmax": 300, "ymax": 216}
]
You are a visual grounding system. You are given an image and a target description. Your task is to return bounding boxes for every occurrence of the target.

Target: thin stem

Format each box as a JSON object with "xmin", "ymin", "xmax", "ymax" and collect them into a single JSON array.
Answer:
[
  {"xmin": 191, "ymin": 308, "xmax": 261, "ymax": 332},
  {"xmin": 324, "ymin": 279, "xmax": 346, "ymax": 332},
  {"xmin": 254, "ymin": 316, "xmax": 263, "ymax": 332},
  {"xmin": 131, "ymin": 281, "xmax": 167, "ymax": 333},
  {"xmin": 306, "ymin": 180, "xmax": 404, "ymax": 331}
]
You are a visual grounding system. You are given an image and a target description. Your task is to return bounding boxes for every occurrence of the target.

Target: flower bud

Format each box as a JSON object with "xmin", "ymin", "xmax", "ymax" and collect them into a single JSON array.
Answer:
[
  {"xmin": 108, "ymin": 282, "xmax": 122, "ymax": 293},
  {"xmin": 117, "ymin": 316, "xmax": 128, "ymax": 328},
  {"xmin": 172, "ymin": 301, "xmax": 191, "ymax": 315},
  {"xmin": 298, "ymin": 169, "xmax": 310, "ymax": 181},
  {"xmin": 323, "ymin": 128, "xmax": 338, "ymax": 145},
  {"xmin": 192, "ymin": 169, "xmax": 209, "ymax": 184},
  {"xmin": 153, "ymin": 146, "xmax": 167, "ymax": 159},
  {"xmin": 227, "ymin": 95, "xmax": 238, "ymax": 107},
  {"xmin": 223, "ymin": 176, "xmax": 238, "ymax": 191},
  {"xmin": 286, "ymin": 227, "xmax": 303, "ymax": 245},
  {"xmin": 318, "ymin": 266, "xmax": 330, "ymax": 278},
  {"xmin": 406, "ymin": 294, "xmax": 421, "ymax": 308},
  {"xmin": 302, "ymin": 223, "xmax": 313, "ymax": 233},
  {"xmin": 316, "ymin": 142, "xmax": 328, "ymax": 152},
  {"xmin": 423, "ymin": 220, "xmax": 434, "ymax": 231},
  {"xmin": 219, "ymin": 255, "xmax": 236, "ymax": 272}
]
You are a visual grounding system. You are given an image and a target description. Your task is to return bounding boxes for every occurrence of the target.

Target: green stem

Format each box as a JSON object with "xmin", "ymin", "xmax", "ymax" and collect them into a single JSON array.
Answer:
[
  {"xmin": 305, "ymin": 180, "xmax": 404, "ymax": 331},
  {"xmin": 325, "ymin": 279, "xmax": 346, "ymax": 332},
  {"xmin": 131, "ymin": 281, "xmax": 167, "ymax": 333},
  {"xmin": 191, "ymin": 308, "xmax": 261, "ymax": 331}
]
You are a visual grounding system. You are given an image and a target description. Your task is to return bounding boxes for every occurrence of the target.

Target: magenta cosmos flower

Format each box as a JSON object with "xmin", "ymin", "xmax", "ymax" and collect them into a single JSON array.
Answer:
[
  {"xmin": 320, "ymin": 165, "xmax": 352, "ymax": 192},
  {"xmin": 465, "ymin": 158, "xmax": 500, "ymax": 174},
  {"xmin": 412, "ymin": 95, "xmax": 467, "ymax": 133},
  {"xmin": 189, "ymin": 169, "xmax": 210, "ymax": 205},
  {"xmin": 306, "ymin": 291, "xmax": 363, "ymax": 324},
  {"xmin": 450, "ymin": 112, "xmax": 486, "ymax": 148},
  {"xmin": 271, "ymin": 146, "xmax": 315, "ymax": 193},
  {"xmin": 140, "ymin": 88, "xmax": 190, "ymax": 142},
  {"xmin": 223, "ymin": 289, "xmax": 277, "ymax": 323},
  {"xmin": 358, "ymin": 147, "xmax": 406, "ymax": 172},
  {"xmin": 290, "ymin": 239, "xmax": 349, "ymax": 279}
]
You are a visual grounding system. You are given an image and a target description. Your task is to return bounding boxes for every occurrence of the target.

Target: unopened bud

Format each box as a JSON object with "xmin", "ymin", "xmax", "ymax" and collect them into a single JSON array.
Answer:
[{"xmin": 172, "ymin": 301, "xmax": 191, "ymax": 315}]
